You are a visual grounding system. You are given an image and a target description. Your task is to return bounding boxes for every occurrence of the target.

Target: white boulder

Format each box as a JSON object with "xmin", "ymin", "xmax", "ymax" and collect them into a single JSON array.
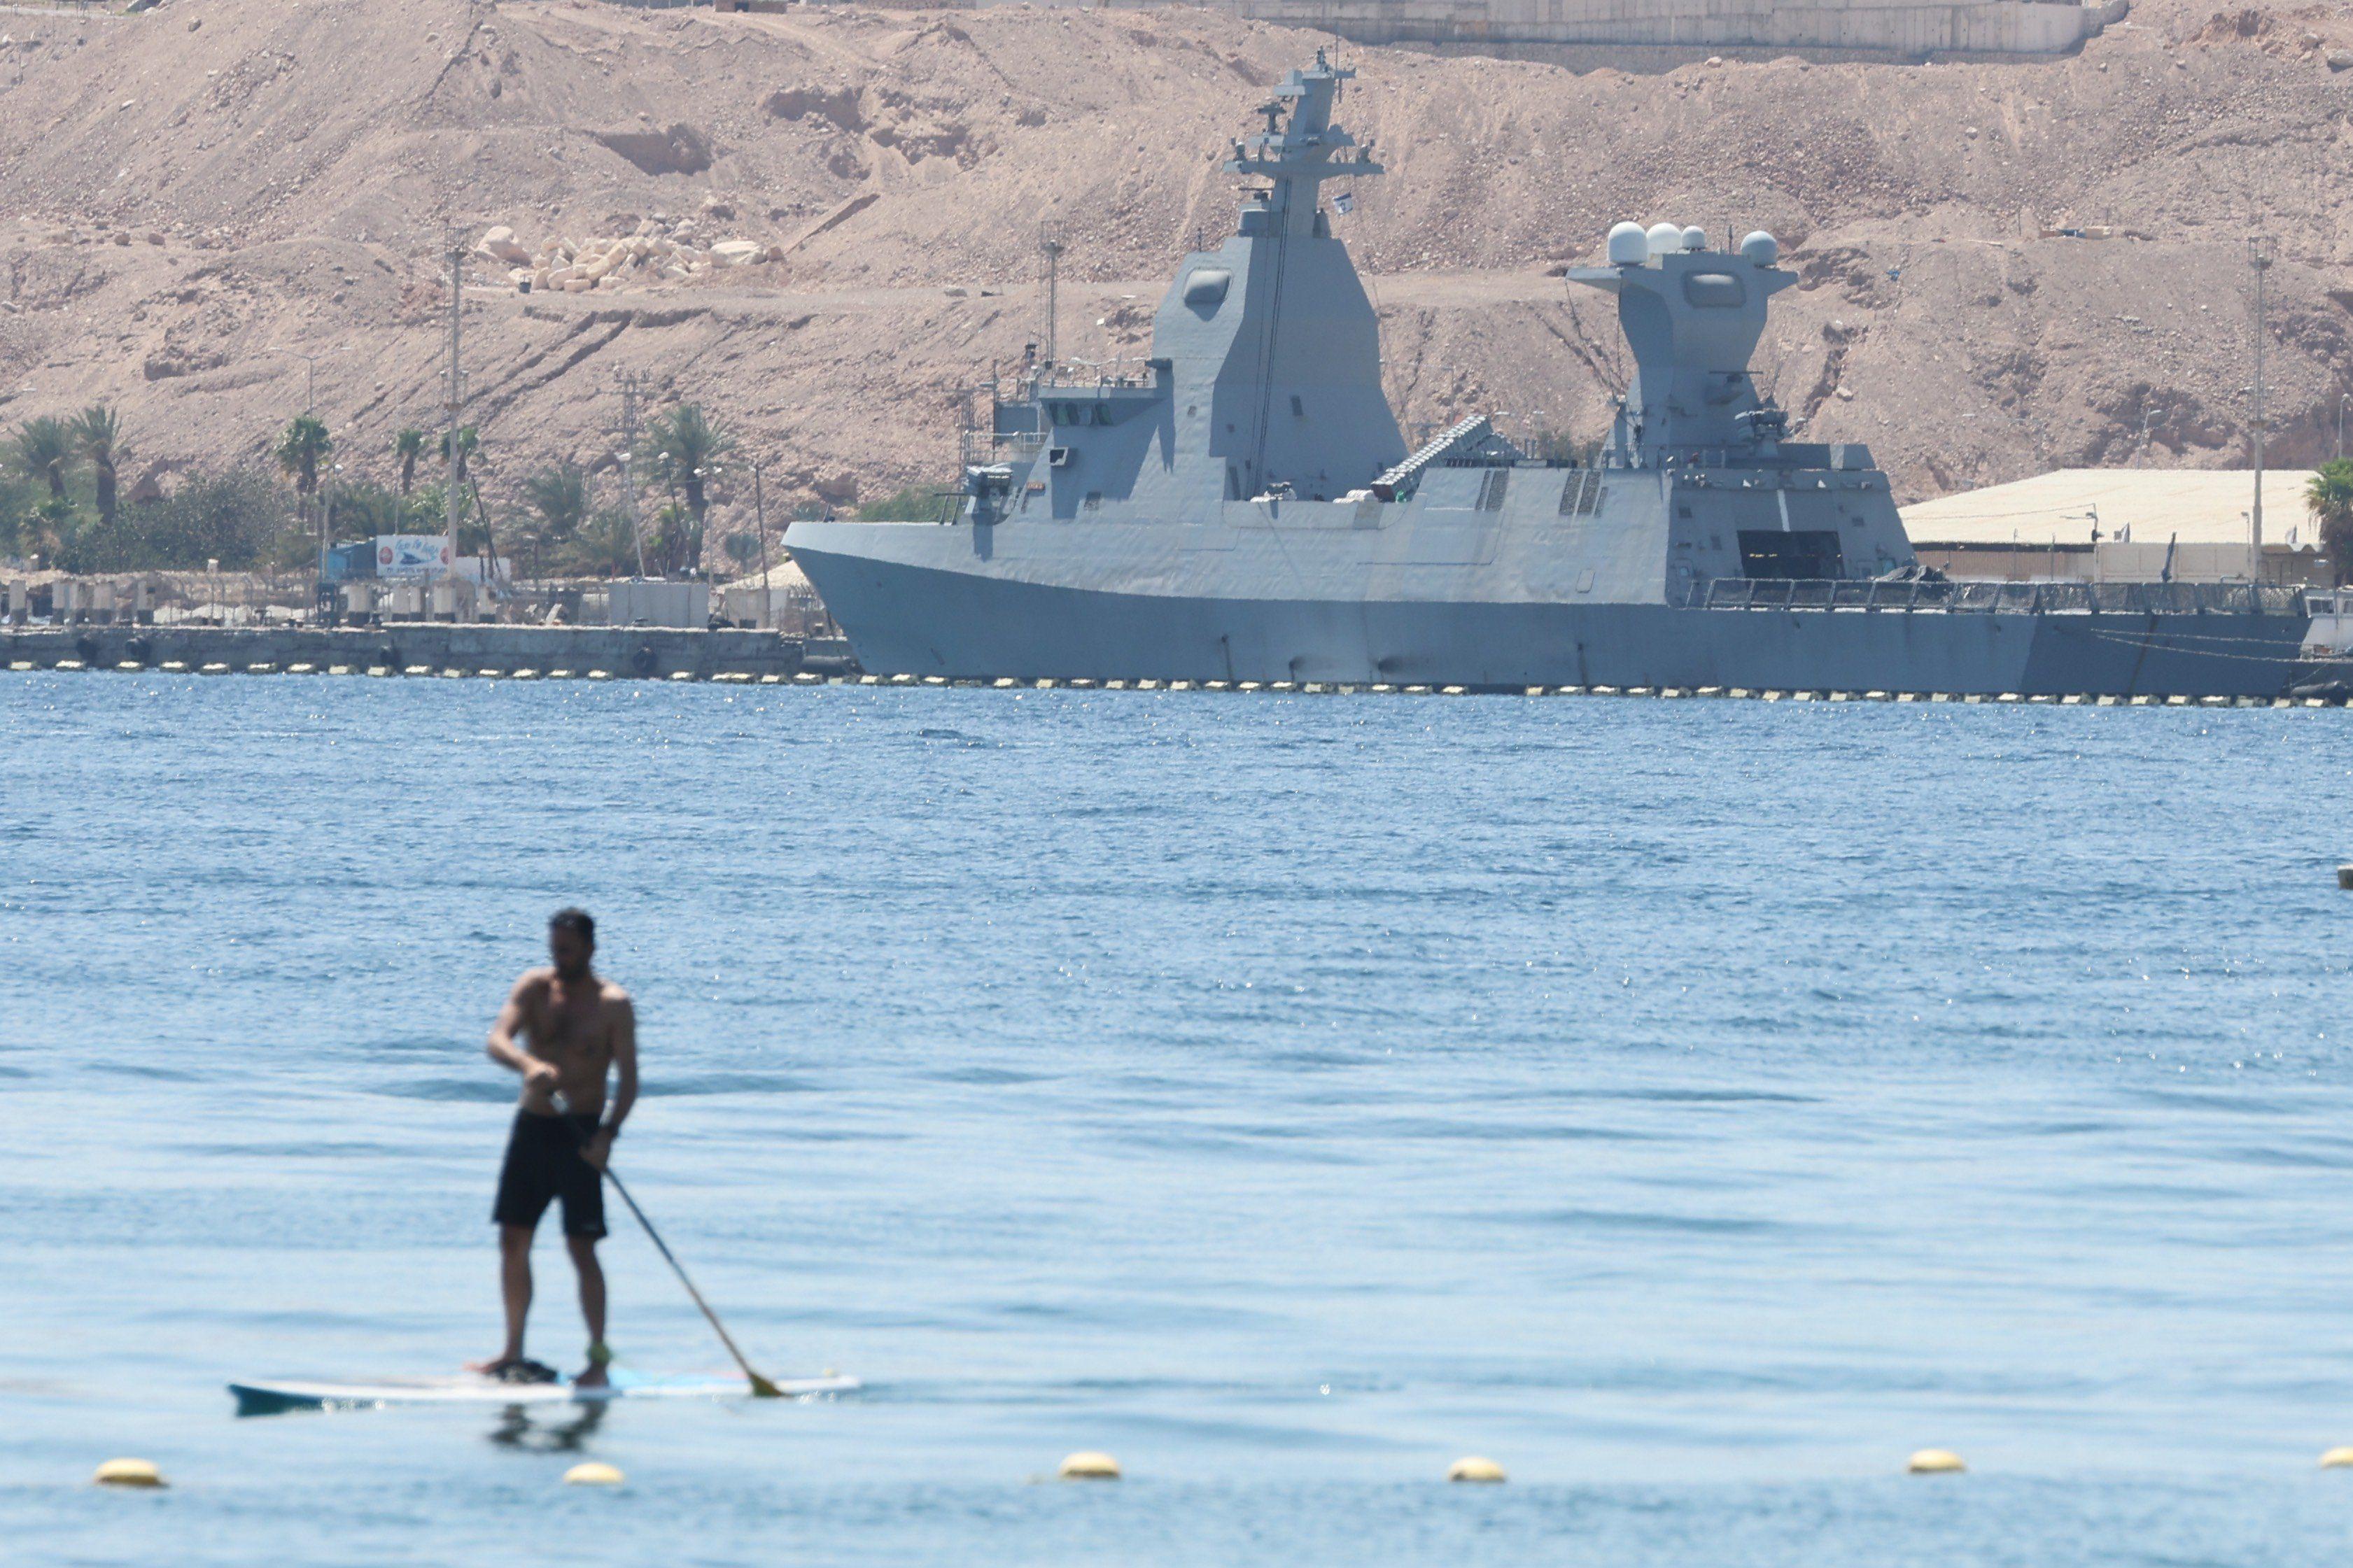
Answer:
[{"xmin": 480, "ymin": 225, "xmax": 531, "ymax": 264}]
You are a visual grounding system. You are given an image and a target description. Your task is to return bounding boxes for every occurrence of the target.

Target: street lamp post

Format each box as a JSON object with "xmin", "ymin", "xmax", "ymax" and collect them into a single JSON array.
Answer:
[
  {"xmin": 752, "ymin": 458, "xmax": 771, "ymax": 632},
  {"xmin": 318, "ymin": 461, "xmax": 343, "ymax": 622},
  {"xmin": 262, "ymin": 344, "xmax": 350, "ymax": 414}
]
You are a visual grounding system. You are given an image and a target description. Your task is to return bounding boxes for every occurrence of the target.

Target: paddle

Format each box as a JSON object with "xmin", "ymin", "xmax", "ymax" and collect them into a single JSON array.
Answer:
[{"xmin": 555, "ymin": 1098, "xmax": 785, "ymax": 1399}]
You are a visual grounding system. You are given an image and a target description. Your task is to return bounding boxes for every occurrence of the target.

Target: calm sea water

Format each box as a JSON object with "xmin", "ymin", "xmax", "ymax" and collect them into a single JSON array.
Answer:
[{"xmin": 4, "ymin": 673, "xmax": 2352, "ymax": 1565}]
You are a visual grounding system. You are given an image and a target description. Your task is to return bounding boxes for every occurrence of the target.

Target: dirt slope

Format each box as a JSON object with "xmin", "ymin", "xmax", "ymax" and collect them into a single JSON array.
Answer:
[{"xmin": 1, "ymin": 0, "xmax": 2350, "ymax": 521}]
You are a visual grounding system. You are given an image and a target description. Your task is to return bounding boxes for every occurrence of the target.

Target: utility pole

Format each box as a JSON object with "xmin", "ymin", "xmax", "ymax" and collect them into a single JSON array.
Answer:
[
  {"xmin": 617, "ymin": 372, "xmax": 649, "ymax": 579},
  {"xmin": 444, "ymin": 245, "xmax": 464, "ymax": 602},
  {"xmin": 752, "ymin": 458, "xmax": 771, "ymax": 630},
  {"xmin": 2249, "ymin": 237, "xmax": 2271, "ymax": 582},
  {"xmin": 1039, "ymin": 223, "xmax": 1065, "ymax": 373}
]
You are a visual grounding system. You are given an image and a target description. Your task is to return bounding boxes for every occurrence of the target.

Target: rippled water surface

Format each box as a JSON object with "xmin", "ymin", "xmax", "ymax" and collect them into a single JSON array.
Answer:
[{"xmin": 5, "ymin": 673, "xmax": 2352, "ymax": 1565}]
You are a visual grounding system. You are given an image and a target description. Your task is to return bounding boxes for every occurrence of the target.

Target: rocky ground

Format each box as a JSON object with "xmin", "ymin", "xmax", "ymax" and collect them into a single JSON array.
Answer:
[{"xmin": 1, "ymin": 0, "xmax": 2350, "ymax": 523}]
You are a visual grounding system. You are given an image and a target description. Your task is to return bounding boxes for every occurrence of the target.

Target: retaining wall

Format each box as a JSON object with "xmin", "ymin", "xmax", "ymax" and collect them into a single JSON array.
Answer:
[
  {"xmin": 1197, "ymin": 0, "xmax": 2126, "ymax": 59},
  {"xmin": 1, "ymin": 625, "xmax": 812, "ymax": 680}
]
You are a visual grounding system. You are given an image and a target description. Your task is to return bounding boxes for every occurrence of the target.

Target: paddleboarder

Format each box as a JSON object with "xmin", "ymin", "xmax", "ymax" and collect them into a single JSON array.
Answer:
[{"xmin": 472, "ymin": 907, "xmax": 637, "ymax": 1387}]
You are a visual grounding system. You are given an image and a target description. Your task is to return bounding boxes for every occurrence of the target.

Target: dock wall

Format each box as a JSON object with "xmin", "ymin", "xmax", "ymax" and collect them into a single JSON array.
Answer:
[{"xmin": 0, "ymin": 625, "xmax": 823, "ymax": 680}]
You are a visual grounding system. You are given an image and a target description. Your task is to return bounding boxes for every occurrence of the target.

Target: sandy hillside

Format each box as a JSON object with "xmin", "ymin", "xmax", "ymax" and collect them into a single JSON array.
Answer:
[{"xmin": 1, "ymin": 0, "xmax": 2350, "ymax": 523}]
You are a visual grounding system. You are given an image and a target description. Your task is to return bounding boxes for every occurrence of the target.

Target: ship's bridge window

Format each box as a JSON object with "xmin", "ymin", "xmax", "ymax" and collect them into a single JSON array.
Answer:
[
  {"xmin": 1683, "ymin": 271, "xmax": 1748, "ymax": 308},
  {"xmin": 1049, "ymin": 402, "xmax": 1124, "ymax": 428},
  {"xmin": 1737, "ymin": 529, "xmax": 1843, "ymax": 580}
]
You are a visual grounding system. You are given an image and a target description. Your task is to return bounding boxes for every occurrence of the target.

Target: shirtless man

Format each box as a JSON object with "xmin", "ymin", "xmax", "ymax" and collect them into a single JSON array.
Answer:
[{"xmin": 475, "ymin": 907, "xmax": 638, "ymax": 1387}]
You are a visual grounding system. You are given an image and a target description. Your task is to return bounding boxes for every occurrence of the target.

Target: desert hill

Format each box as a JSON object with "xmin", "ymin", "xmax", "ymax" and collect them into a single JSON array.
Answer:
[{"xmin": 2, "ymin": 0, "xmax": 2350, "ymax": 527}]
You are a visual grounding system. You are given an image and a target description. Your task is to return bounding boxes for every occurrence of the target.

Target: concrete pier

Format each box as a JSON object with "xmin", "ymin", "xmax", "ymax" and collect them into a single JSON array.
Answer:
[{"xmin": 1, "ymin": 626, "xmax": 821, "ymax": 681}]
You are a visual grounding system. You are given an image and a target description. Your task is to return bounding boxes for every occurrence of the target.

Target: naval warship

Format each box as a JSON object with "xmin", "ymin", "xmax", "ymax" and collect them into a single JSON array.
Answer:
[{"xmin": 785, "ymin": 53, "xmax": 2312, "ymax": 697}]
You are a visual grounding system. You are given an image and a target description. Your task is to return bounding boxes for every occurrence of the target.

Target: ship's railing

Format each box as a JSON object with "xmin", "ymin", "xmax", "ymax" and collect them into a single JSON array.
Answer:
[{"xmin": 1698, "ymin": 579, "xmax": 2308, "ymax": 616}]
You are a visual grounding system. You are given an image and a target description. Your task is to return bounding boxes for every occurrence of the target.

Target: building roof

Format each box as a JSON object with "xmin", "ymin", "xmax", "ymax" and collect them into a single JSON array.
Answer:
[{"xmin": 1899, "ymin": 468, "xmax": 2327, "ymax": 552}]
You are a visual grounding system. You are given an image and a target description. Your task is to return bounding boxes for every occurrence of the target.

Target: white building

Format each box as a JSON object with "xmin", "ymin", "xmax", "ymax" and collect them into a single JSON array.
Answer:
[{"xmin": 1898, "ymin": 468, "xmax": 2334, "ymax": 586}]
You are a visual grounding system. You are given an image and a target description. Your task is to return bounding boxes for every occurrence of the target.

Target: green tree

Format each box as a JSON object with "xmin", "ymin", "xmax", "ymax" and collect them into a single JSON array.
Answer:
[
  {"xmin": 30, "ymin": 494, "xmax": 80, "ymax": 565},
  {"xmin": 650, "ymin": 404, "xmax": 731, "ymax": 567},
  {"xmin": 400, "ymin": 482, "xmax": 449, "ymax": 534},
  {"xmin": 2307, "ymin": 458, "xmax": 2353, "ymax": 585},
  {"xmin": 275, "ymin": 415, "xmax": 332, "ymax": 502},
  {"xmin": 560, "ymin": 509, "xmax": 640, "ymax": 578},
  {"xmin": 325, "ymin": 476, "xmax": 403, "ymax": 538},
  {"xmin": 0, "ymin": 469, "xmax": 38, "ymax": 558},
  {"xmin": 13, "ymin": 416, "xmax": 75, "ymax": 502},
  {"xmin": 520, "ymin": 462, "xmax": 589, "ymax": 578},
  {"xmin": 720, "ymin": 531, "xmax": 761, "ymax": 572},
  {"xmin": 647, "ymin": 500, "xmax": 687, "ymax": 576},
  {"xmin": 73, "ymin": 404, "xmax": 126, "ymax": 528},
  {"xmin": 104, "ymin": 469, "xmax": 291, "ymax": 571},
  {"xmin": 394, "ymin": 428, "xmax": 426, "ymax": 495},
  {"xmin": 437, "ymin": 425, "xmax": 480, "ymax": 486}
]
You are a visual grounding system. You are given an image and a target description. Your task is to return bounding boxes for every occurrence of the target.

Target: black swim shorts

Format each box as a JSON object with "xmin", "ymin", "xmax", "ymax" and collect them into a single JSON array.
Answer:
[{"xmin": 491, "ymin": 1110, "xmax": 607, "ymax": 1239}]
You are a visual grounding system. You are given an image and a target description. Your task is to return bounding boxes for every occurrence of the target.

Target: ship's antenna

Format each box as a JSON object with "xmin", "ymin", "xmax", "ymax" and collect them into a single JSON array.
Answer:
[
  {"xmin": 1039, "ymin": 222, "xmax": 1066, "ymax": 375},
  {"xmin": 2249, "ymin": 234, "xmax": 2271, "ymax": 581}
]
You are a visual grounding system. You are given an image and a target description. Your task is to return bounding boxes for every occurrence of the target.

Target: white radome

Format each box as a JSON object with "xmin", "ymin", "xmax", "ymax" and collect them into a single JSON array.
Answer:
[
  {"xmin": 1680, "ymin": 225, "xmax": 1708, "ymax": 251},
  {"xmin": 1606, "ymin": 221, "xmax": 1649, "ymax": 265},
  {"xmin": 1645, "ymin": 221, "xmax": 1684, "ymax": 257},
  {"xmin": 1740, "ymin": 229, "xmax": 1780, "ymax": 265}
]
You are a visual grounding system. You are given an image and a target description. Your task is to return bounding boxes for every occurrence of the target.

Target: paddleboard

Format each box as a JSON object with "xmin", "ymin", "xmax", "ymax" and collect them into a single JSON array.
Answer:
[{"xmin": 229, "ymin": 1368, "xmax": 860, "ymax": 1416}]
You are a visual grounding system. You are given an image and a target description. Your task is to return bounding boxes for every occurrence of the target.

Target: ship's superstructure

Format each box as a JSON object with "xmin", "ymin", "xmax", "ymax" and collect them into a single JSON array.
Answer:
[{"xmin": 786, "ymin": 53, "xmax": 2312, "ymax": 696}]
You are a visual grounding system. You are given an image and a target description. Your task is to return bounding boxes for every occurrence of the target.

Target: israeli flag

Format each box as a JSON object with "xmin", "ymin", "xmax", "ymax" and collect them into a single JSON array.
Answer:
[{"xmin": 1334, "ymin": 190, "xmax": 1355, "ymax": 215}]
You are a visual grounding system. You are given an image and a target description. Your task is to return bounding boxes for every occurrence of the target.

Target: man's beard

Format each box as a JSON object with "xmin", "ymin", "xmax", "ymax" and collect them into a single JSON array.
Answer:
[{"xmin": 554, "ymin": 958, "xmax": 590, "ymax": 982}]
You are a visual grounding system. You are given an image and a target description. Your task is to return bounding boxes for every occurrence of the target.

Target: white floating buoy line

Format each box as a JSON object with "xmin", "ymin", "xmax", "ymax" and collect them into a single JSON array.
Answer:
[
  {"xmin": 1057, "ymin": 1450, "xmax": 1121, "ymax": 1481},
  {"xmin": 93, "ymin": 1457, "xmax": 164, "ymax": 1488},
  {"xmin": 1446, "ymin": 1455, "xmax": 1506, "ymax": 1483}
]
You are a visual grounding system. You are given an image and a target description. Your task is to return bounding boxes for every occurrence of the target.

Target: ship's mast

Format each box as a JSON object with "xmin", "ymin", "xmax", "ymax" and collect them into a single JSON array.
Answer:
[
  {"xmin": 2249, "ymin": 236, "xmax": 2270, "ymax": 582},
  {"xmin": 1220, "ymin": 50, "xmax": 1382, "ymax": 493},
  {"xmin": 1040, "ymin": 222, "xmax": 1065, "ymax": 375},
  {"xmin": 1222, "ymin": 48, "xmax": 1380, "ymax": 237}
]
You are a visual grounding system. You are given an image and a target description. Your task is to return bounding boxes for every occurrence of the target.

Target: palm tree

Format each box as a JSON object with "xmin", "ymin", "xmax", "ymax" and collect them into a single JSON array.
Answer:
[
  {"xmin": 73, "ymin": 405, "xmax": 125, "ymax": 528},
  {"xmin": 650, "ymin": 404, "xmax": 731, "ymax": 567},
  {"xmin": 326, "ymin": 477, "xmax": 402, "ymax": 538},
  {"xmin": 394, "ymin": 428, "xmax": 426, "ymax": 495},
  {"xmin": 13, "ymin": 416, "xmax": 74, "ymax": 501},
  {"xmin": 276, "ymin": 415, "xmax": 332, "ymax": 500},
  {"xmin": 561, "ymin": 509, "xmax": 640, "ymax": 579},
  {"xmin": 520, "ymin": 462, "xmax": 589, "ymax": 577},
  {"xmin": 648, "ymin": 499, "xmax": 693, "ymax": 577},
  {"xmin": 2308, "ymin": 458, "xmax": 2353, "ymax": 585},
  {"xmin": 437, "ymin": 425, "xmax": 480, "ymax": 486}
]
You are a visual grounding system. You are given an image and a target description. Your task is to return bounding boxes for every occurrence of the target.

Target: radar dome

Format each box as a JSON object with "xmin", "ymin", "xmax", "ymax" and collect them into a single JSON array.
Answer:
[
  {"xmin": 1645, "ymin": 222, "xmax": 1683, "ymax": 258},
  {"xmin": 1606, "ymin": 222, "xmax": 1648, "ymax": 266},
  {"xmin": 1739, "ymin": 230, "xmax": 1780, "ymax": 265},
  {"xmin": 1680, "ymin": 226, "xmax": 1708, "ymax": 252}
]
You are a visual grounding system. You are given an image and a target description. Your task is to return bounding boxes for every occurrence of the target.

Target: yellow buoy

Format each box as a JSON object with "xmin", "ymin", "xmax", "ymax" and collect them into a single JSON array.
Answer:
[
  {"xmin": 1058, "ymin": 1450, "xmax": 1121, "ymax": 1481},
  {"xmin": 2319, "ymin": 1446, "xmax": 2353, "ymax": 1468},
  {"xmin": 93, "ymin": 1458, "xmax": 164, "ymax": 1488},
  {"xmin": 563, "ymin": 1462, "xmax": 625, "ymax": 1487},
  {"xmin": 1907, "ymin": 1448, "xmax": 1967, "ymax": 1475},
  {"xmin": 1446, "ymin": 1455, "xmax": 1507, "ymax": 1483}
]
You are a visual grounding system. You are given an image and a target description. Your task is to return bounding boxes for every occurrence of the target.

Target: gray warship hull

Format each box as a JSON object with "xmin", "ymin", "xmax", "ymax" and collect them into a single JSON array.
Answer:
[
  {"xmin": 783, "ymin": 55, "xmax": 2317, "ymax": 702},
  {"xmin": 789, "ymin": 521, "xmax": 2310, "ymax": 696}
]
